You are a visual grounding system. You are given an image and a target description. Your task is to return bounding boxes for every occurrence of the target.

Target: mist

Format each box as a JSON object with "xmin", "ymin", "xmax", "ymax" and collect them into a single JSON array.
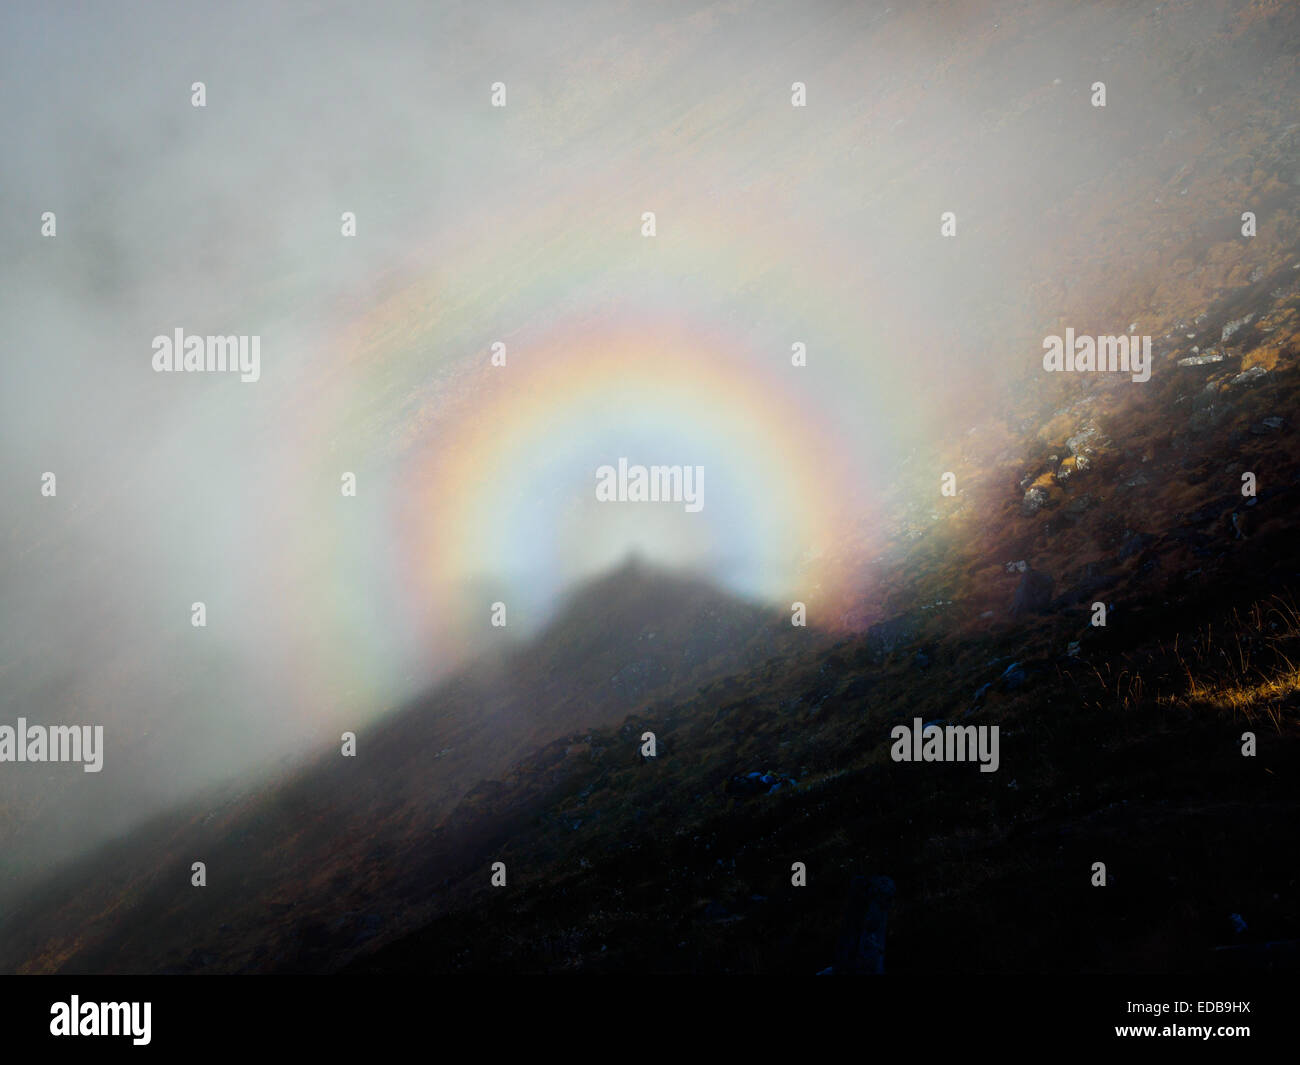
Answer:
[{"xmin": 0, "ymin": 0, "xmax": 1288, "ymax": 896}]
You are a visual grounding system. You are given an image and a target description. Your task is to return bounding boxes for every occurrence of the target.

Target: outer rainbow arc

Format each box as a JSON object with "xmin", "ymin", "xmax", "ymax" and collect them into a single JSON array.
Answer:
[{"xmin": 392, "ymin": 322, "xmax": 866, "ymax": 656}]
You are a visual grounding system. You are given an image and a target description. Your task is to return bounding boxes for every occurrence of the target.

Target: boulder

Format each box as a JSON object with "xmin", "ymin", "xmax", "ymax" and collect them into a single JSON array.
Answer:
[
  {"xmin": 725, "ymin": 771, "xmax": 796, "ymax": 798},
  {"xmin": 1221, "ymin": 314, "xmax": 1255, "ymax": 344},
  {"xmin": 1011, "ymin": 569, "xmax": 1055, "ymax": 616},
  {"xmin": 1066, "ymin": 424, "xmax": 1104, "ymax": 457},
  {"xmin": 1022, "ymin": 485, "xmax": 1050, "ymax": 515},
  {"xmin": 1228, "ymin": 366, "xmax": 1268, "ymax": 388},
  {"xmin": 999, "ymin": 662, "xmax": 1027, "ymax": 691}
]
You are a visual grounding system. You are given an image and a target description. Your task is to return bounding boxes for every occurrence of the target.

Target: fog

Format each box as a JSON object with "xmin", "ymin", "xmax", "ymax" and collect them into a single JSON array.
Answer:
[{"xmin": 0, "ymin": 0, "xmax": 1279, "ymax": 895}]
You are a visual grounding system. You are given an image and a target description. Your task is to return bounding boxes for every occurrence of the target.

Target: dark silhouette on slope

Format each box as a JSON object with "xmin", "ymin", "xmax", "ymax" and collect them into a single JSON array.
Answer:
[{"xmin": 0, "ymin": 560, "xmax": 831, "ymax": 974}]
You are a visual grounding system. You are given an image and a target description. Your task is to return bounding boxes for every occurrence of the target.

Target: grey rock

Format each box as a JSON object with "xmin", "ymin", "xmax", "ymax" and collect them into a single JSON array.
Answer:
[
  {"xmin": 1011, "ymin": 569, "xmax": 1055, "ymax": 616},
  {"xmin": 1066, "ymin": 424, "xmax": 1103, "ymax": 456},
  {"xmin": 1229, "ymin": 365, "xmax": 1268, "ymax": 388},
  {"xmin": 1022, "ymin": 485, "xmax": 1049, "ymax": 515},
  {"xmin": 1221, "ymin": 315, "xmax": 1255, "ymax": 344},
  {"xmin": 1000, "ymin": 662, "xmax": 1027, "ymax": 691}
]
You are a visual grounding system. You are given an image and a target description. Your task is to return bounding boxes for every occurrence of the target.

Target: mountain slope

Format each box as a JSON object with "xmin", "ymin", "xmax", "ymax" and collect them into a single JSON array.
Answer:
[{"xmin": 0, "ymin": 560, "xmax": 831, "ymax": 974}]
